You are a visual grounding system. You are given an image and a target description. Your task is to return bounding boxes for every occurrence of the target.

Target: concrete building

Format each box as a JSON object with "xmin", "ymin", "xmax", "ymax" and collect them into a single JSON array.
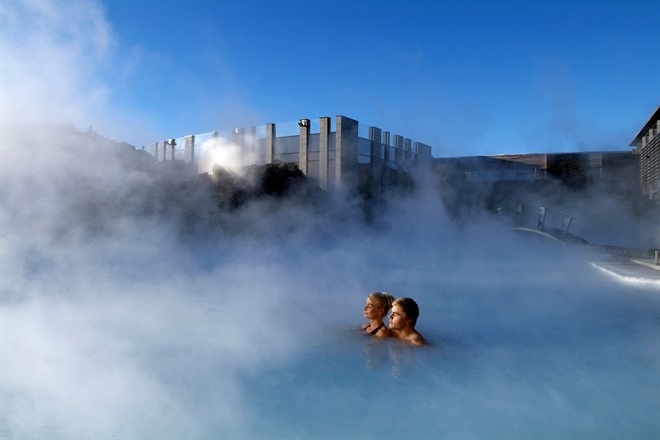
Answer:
[
  {"xmin": 434, "ymin": 151, "xmax": 638, "ymax": 191},
  {"xmin": 432, "ymin": 150, "xmax": 641, "ymax": 230},
  {"xmin": 147, "ymin": 115, "xmax": 433, "ymax": 199},
  {"xmin": 495, "ymin": 151, "xmax": 640, "ymax": 192},
  {"xmin": 146, "ymin": 111, "xmax": 651, "ymax": 205},
  {"xmin": 630, "ymin": 106, "xmax": 660, "ymax": 203}
]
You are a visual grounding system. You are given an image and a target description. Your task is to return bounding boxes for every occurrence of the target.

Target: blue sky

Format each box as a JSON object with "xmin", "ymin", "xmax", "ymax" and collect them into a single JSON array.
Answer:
[{"xmin": 2, "ymin": 0, "xmax": 659, "ymax": 157}]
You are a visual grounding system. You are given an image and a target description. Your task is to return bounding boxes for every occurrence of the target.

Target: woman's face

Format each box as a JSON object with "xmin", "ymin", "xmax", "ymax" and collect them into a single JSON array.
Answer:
[{"xmin": 363, "ymin": 298, "xmax": 381, "ymax": 319}]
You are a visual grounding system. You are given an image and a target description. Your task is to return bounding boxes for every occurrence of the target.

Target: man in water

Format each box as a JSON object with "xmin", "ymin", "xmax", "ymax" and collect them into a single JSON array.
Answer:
[{"xmin": 389, "ymin": 297, "xmax": 427, "ymax": 346}]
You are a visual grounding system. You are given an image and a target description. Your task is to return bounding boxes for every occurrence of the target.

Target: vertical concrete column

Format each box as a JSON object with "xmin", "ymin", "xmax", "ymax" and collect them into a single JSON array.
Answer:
[
  {"xmin": 299, "ymin": 119, "xmax": 310, "ymax": 174},
  {"xmin": 403, "ymin": 138, "xmax": 412, "ymax": 186},
  {"xmin": 265, "ymin": 123, "xmax": 276, "ymax": 164},
  {"xmin": 210, "ymin": 131, "xmax": 219, "ymax": 170},
  {"xmin": 394, "ymin": 135, "xmax": 404, "ymax": 164},
  {"xmin": 232, "ymin": 128, "xmax": 243, "ymax": 167},
  {"xmin": 184, "ymin": 135, "xmax": 195, "ymax": 164},
  {"xmin": 336, "ymin": 115, "xmax": 359, "ymax": 192},
  {"xmin": 319, "ymin": 117, "xmax": 330, "ymax": 190},
  {"xmin": 382, "ymin": 131, "xmax": 391, "ymax": 193},
  {"xmin": 166, "ymin": 139, "xmax": 176, "ymax": 161},
  {"xmin": 232, "ymin": 128, "xmax": 242, "ymax": 146},
  {"xmin": 158, "ymin": 141, "xmax": 166, "ymax": 161},
  {"xmin": 369, "ymin": 127, "xmax": 382, "ymax": 199},
  {"xmin": 394, "ymin": 135, "xmax": 404, "ymax": 185},
  {"xmin": 246, "ymin": 126, "xmax": 256, "ymax": 165}
]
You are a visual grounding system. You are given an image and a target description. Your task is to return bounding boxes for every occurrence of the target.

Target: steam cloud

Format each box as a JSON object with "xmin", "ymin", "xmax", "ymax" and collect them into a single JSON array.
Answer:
[{"xmin": 1, "ymin": 1, "xmax": 659, "ymax": 439}]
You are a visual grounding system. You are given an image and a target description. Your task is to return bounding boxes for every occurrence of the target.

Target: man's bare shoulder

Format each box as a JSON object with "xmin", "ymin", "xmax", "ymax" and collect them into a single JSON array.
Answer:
[
  {"xmin": 409, "ymin": 332, "xmax": 427, "ymax": 346},
  {"xmin": 375, "ymin": 327, "xmax": 391, "ymax": 338}
]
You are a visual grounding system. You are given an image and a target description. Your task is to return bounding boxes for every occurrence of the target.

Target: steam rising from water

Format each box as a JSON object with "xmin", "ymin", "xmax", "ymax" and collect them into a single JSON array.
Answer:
[
  {"xmin": 1, "ymin": 2, "xmax": 658, "ymax": 438},
  {"xmin": 1, "ymin": 123, "xmax": 659, "ymax": 438}
]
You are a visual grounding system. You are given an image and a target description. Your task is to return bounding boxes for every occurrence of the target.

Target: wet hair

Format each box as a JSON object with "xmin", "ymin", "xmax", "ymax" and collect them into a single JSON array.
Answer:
[
  {"xmin": 392, "ymin": 297, "xmax": 420, "ymax": 327},
  {"xmin": 368, "ymin": 292, "xmax": 395, "ymax": 317}
]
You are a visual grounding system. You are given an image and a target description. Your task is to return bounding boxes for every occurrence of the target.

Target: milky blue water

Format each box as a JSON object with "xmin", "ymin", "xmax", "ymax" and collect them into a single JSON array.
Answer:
[
  {"xmin": 1, "ymin": 126, "xmax": 657, "ymax": 438},
  {"xmin": 2, "ymin": 222, "xmax": 658, "ymax": 439}
]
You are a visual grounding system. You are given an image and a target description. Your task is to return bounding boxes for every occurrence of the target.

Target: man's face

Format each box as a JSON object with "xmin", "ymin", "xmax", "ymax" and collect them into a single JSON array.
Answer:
[{"xmin": 389, "ymin": 305, "xmax": 407, "ymax": 330}]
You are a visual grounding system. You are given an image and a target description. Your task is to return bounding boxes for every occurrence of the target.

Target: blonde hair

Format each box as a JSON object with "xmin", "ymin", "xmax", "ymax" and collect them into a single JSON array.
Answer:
[{"xmin": 368, "ymin": 292, "xmax": 395, "ymax": 317}]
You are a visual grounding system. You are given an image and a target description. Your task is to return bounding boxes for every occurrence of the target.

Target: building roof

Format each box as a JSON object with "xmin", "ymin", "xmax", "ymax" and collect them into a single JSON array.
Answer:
[{"xmin": 630, "ymin": 106, "xmax": 660, "ymax": 146}]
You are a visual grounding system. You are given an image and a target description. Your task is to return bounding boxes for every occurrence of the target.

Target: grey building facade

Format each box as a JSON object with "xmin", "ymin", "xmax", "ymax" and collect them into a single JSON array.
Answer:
[
  {"xmin": 147, "ymin": 115, "xmax": 433, "ymax": 198},
  {"xmin": 434, "ymin": 151, "xmax": 639, "ymax": 190},
  {"xmin": 630, "ymin": 107, "xmax": 660, "ymax": 203},
  {"xmin": 146, "ymin": 110, "xmax": 655, "ymax": 205}
]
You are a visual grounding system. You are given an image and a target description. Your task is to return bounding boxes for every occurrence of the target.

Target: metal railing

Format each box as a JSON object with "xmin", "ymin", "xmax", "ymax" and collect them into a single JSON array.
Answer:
[{"xmin": 516, "ymin": 203, "xmax": 574, "ymax": 234}]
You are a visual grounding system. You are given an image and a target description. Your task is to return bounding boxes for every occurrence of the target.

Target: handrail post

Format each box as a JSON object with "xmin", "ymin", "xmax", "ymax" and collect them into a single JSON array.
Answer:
[{"xmin": 536, "ymin": 206, "xmax": 546, "ymax": 230}]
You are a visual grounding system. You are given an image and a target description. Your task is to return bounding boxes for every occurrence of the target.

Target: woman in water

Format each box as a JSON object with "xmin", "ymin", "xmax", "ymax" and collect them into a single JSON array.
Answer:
[{"xmin": 362, "ymin": 292, "xmax": 395, "ymax": 338}]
